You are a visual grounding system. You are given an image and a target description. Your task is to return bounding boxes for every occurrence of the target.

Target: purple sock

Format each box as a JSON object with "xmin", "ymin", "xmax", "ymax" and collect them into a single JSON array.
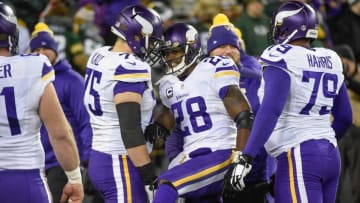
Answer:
[{"xmin": 153, "ymin": 183, "xmax": 178, "ymax": 203}]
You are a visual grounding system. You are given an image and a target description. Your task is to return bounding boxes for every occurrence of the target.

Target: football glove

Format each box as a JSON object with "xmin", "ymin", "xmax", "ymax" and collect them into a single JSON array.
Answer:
[
  {"xmin": 223, "ymin": 151, "xmax": 252, "ymax": 192},
  {"xmin": 145, "ymin": 178, "xmax": 158, "ymax": 202},
  {"xmin": 144, "ymin": 122, "xmax": 170, "ymax": 144}
]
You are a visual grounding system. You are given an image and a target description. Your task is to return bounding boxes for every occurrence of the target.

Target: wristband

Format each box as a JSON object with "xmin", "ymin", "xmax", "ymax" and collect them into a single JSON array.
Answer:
[
  {"xmin": 136, "ymin": 162, "xmax": 156, "ymax": 185},
  {"xmin": 65, "ymin": 167, "xmax": 82, "ymax": 184}
]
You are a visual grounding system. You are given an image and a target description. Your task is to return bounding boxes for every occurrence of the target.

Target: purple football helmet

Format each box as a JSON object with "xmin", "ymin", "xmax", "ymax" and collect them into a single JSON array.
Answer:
[
  {"xmin": 111, "ymin": 5, "xmax": 163, "ymax": 64},
  {"xmin": 0, "ymin": 2, "xmax": 19, "ymax": 55},
  {"xmin": 161, "ymin": 23, "xmax": 201, "ymax": 76},
  {"xmin": 270, "ymin": 1, "xmax": 318, "ymax": 44}
]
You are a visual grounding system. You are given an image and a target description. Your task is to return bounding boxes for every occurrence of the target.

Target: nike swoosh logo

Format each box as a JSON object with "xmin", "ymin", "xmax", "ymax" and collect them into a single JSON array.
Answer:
[
  {"xmin": 127, "ymin": 61, "xmax": 136, "ymax": 65},
  {"xmin": 269, "ymin": 53, "xmax": 278, "ymax": 57},
  {"xmin": 222, "ymin": 62, "xmax": 230, "ymax": 66}
]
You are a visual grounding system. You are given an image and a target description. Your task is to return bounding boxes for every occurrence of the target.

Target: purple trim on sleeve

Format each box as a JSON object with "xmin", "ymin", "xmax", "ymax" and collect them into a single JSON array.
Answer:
[
  {"xmin": 113, "ymin": 81, "xmax": 146, "ymax": 95},
  {"xmin": 243, "ymin": 66, "xmax": 290, "ymax": 158},
  {"xmin": 331, "ymin": 83, "xmax": 353, "ymax": 140},
  {"xmin": 260, "ymin": 58, "xmax": 287, "ymax": 70},
  {"xmin": 219, "ymin": 86, "xmax": 229, "ymax": 99},
  {"xmin": 114, "ymin": 64, "xmax": 148, "ymax": 75},
  {"xmin": 215, "ymin": 66, "xmax": 238, "ymax": 72},
  {"xmin": 41, "ymin": 62, "xmax": 53, "ymax": 77}
]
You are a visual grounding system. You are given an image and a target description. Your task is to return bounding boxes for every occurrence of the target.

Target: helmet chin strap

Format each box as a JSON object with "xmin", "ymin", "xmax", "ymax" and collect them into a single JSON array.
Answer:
[{"xmin": 281, "ymin": 29, "xmax": 298, "ymax": 44}]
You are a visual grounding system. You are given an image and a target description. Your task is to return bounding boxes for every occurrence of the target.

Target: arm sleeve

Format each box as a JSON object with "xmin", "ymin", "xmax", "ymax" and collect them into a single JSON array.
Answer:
[
  {"xmin": 331, "ymin": 83, "xmax": 353, "ymax": 140},
  {"xmin": 243, "ymin": 66, "xmax": 290, "ymax": 158},
  {"xmin": 165, "ymin": 126, "xmax": 184, "ymax": 161}
]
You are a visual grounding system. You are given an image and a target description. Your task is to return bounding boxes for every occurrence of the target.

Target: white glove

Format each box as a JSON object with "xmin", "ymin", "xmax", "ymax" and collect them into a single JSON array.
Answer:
[
  {"xmin": 145, "ymin": 182, "xmax": 157, "ymax": 202},
  {"xmin": 229, "ymin": 152, "xmax": 252, "ymax": 191}
]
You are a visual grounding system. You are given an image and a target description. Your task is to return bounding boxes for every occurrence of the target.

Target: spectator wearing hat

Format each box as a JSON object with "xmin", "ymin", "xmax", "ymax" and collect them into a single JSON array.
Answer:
[{"xmin": 30, "ymin": 22, "xmax": 92, "ymax": 203}]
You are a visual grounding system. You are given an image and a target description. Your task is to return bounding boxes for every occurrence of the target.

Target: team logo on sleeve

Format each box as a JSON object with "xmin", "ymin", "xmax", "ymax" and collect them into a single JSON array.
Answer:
[{"xmin": 166, "ymin": 87, "xmax": 173, "ymax": 98}]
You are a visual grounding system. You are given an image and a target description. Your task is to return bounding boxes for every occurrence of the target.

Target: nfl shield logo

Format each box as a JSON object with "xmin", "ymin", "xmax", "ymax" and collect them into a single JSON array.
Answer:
[{"xmin": 166, "ymin": 87, "xmax": 173, "ymax": 98}]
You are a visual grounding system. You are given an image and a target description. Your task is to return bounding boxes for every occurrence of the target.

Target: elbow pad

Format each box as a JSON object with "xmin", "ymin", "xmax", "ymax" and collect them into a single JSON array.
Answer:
[
  {"xmin": 116, "ymin": 102, "xmax": 145, "ymax": 148},
  {"xmin": 234, "ymin": 110, "xmax": 254, "ymax": 129}
]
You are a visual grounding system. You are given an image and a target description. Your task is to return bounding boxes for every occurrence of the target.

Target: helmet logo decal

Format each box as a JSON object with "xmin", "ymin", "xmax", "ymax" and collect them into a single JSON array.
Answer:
[
  {"xmin": 186, "ymin": 26, "xmax": 197, "ymax": 43},
  {"xmin": 0, "ymin": 12, "xmax": 16, "ymax": 24},
  {"xmin": 275, "ymin": 7, "xmax": 303, "ymax": 25},
  {"xmin": 132, "ymin": 8, "xmax": 153, "ymax": 36}
]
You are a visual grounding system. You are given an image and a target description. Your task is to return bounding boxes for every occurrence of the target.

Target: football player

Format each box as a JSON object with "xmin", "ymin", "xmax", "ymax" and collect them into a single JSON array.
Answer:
[
  {"xmin": 83, "ymin": 4, "xmax": 163, "ymax": 203},
  {"xmin": 148, "ymin": 23, "xmax": 253, "ymax": 203},
  {"xmin": 0, "ymin": 2, "xmax": 83, "ymax": 202},
  {"xmin": 225, "ymin": 2, "xmax": 352, "ymax": 203}
]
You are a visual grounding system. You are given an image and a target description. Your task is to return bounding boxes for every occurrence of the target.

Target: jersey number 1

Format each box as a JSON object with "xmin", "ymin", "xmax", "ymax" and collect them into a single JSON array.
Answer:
[{"xmin": 1, "ymin": 86, "xmax": 21, "ymax": 135}]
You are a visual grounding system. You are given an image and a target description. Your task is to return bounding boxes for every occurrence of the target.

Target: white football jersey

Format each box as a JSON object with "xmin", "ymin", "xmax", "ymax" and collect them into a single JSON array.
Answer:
[
  {"xmin": 84, "ymin": 46, "xmax": 155, "ymax": 154},
  {"xmin": 259, "ymin": 44, "xmax": 344, "ymax": 157},
  {"xmin": 158, "ymin": 56, "xmax": 240, "ymax": 154},
  {"xmin": 0, "ymin": 54, "xmax": 54, "ymax": 170}
]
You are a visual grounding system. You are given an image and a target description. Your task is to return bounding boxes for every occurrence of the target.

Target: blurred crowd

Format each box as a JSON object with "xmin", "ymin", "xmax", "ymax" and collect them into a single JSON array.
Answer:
[
  {"xmin": 5, "ymin": 0, "xmax": 360, "ymax": 74},
  {"xmin": 5, "ymin": 0, "xmax": 360, "ymax": 202}
]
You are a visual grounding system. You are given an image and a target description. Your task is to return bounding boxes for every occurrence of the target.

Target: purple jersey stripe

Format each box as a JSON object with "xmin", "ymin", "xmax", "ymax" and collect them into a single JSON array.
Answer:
[
  {"xmin": 260, "ymin": 58, "xmax": 288, "ymax": 69},
  {"xmin": 113, "ymin": 81, "xmax": 146, "ymax": 95},
  {"xmin": 114, "ymin": 64, "xmax": 148, "ymax": 75},
  {"xmin": 215, "ymin": 66, "xmax": 238, "ymax": 72},
  {"xmin": 41, "ymin": 62, "xmax": 53, "ymax": 77}
]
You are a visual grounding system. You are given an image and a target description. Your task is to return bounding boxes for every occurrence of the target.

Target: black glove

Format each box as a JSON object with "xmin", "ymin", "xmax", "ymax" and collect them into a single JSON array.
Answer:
[
  {"xmin": 223, "ymin": 151, "xmax": 252, "ymax": 196},
  {"xmin": 144, "ymin": 122, "xmax": 170, "ymax": 144},
  {"xmin": 223, "ymin": 163, "xmax": 238, "ymax": 199}
]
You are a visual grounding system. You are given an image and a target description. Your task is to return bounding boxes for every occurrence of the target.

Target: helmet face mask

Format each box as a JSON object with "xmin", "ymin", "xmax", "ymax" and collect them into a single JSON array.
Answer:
[
  {"xmin": 111, "ymin": 5, "xmax": 163, "ymax": 65},
  {"xmin": 160, "ymin": 23, "xmax": 201, "ymax": 76},
  {"xmin": 142, "ymin": 36, "xmax": 163, "ymax": 66},
  {"xmin": 0, "ymin": 2, "xmax": 19, "ymax": 55},
  {"xmin": 269, "ymin": 1, "xmax": 318, "ymax": 44}
]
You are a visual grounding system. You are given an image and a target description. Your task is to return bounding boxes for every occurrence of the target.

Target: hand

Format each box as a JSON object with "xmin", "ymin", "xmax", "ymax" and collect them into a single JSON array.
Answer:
[
  {"xmin": 223, "ymin": 152, "xmax": 252, "ymax": 192},
  {"xmin": 145, "ymin": 178, "xmax": 158, "ymax": 202},
  {"xmin": 60, "ymin": 183, "xmax": 84, "ymax": 203},
  {"xmin": 137, "ymin": 162, "xmax": 158, "ymax": 202},
  {"xmin": 144, "ymin": 122, "xmax": 170, "ymax": 144},
  {"xmin": 223, "ymin": 163, "xmax": 238, "ymax": 199}
]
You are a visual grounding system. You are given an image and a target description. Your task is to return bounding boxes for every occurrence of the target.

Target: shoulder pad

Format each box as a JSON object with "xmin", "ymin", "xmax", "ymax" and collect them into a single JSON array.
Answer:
[
  {"xmin": 113, "ymin": 54, "xmax": 151, "ymax": 82},
  {"xmin": 260, "ymin": 44, "xmax": 292, "ymax": 69}
]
